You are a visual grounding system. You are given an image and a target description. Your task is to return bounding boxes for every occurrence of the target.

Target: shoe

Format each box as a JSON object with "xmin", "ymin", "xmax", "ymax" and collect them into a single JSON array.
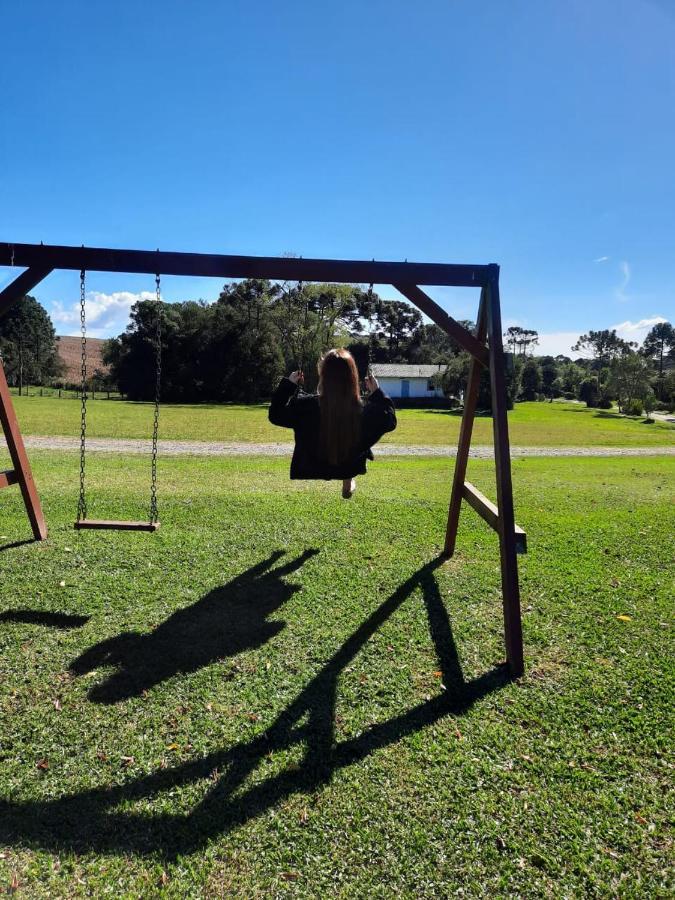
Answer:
[{"xmin": 342, "ymin": 478, "xmax": 356, "ymax": 499}]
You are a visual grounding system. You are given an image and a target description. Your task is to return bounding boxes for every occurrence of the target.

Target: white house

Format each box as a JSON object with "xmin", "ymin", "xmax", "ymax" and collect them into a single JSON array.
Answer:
[{"xmin": 370, "ymin": 364, "xmax": 445, "ymax": 400}]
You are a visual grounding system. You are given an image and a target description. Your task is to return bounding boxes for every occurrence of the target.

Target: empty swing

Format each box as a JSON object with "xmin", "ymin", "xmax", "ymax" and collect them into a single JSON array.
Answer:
[{"xmin": 74, "ymin": 268, "xmax": 162, "ymax": 532}]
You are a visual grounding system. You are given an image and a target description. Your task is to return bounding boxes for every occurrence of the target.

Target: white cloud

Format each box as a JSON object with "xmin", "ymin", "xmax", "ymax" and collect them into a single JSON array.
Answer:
[
  {"xmin": 532, "ymin": 331, "xmax": 582, "ymax": 357},
  {"xmin": 593, "ymin": 256, "xmax": 609, "ymax": 263},
  {"xmin": 615, "ymin": 260, "xmax": 631, "ymax": 301},
  {"xmin": 533, "ymin": 316, "xmax": 669, "ymax": 358},
  {"xmin": 612, "ymin": 315, "xmax": 668, "ymax": 346},
  {"xmin": 50, "ymin": 291, "xmax": 157, "ymax": 338}
]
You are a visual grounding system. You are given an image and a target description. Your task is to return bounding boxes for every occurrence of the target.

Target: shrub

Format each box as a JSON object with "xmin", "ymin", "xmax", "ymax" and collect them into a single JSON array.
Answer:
[
  {"xmin": 643, "ymin": 391, "xmax": 657, "ymax": 420},
  {"xmin": 624, "ymin": 398, "xmax": 643, "ymax": 417},
  {"xmin": 579, "ymin": 377, "xmax": 599, "ymax": 407},
  {"xmin": 563, "ymin": 391, "xmax": 576, "ymax": 400},
  {"xmin": 597, "ymin": 398, "xmax": 613, "ymax": 409}
]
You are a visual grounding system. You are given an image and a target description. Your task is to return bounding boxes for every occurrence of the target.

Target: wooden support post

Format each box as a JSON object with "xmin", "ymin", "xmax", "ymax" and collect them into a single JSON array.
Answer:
[
  {"xmin": 0, "ymin": 360, "xmax": 48, "ymax": 540},
  {"xmin": 485, "ymin": 266, "xmax": 524, "ymax": 676},
  {"xmin": 444, "ymin": 289, "xmax": 487, "ymax": 556}
]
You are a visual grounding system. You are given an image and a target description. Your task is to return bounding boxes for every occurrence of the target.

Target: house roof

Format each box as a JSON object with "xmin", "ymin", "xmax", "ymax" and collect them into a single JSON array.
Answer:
[{"xmin": 370, "ymin": 364, "xmax": 445, "ymax": 378}]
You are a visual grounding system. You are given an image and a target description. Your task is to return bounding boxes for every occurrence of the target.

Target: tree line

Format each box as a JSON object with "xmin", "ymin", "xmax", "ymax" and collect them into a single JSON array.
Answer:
[
  {"xmin": 0, "ymin": 285, "xmax": 673, "ymax": 414},
  {"xmin": 0, "ymin": 296, "xmax": 64, "ymax": 391},
  {"xmin": 438, "ymin": 323, "xmax": 675, "ymax": 415},
  {"xmin": 103, "ymin": 280, "xmax": 453, "ymax": 402}
]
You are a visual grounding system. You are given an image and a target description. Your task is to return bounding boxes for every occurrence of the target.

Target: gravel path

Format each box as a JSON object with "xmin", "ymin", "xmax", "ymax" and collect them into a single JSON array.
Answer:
[{"xmin": 4, "ymin": 435, "xmax": 674, "ymax": 458}]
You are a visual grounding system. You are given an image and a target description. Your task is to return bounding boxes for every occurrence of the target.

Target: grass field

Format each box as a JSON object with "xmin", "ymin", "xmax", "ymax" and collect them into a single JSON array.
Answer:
[
  {"xmin": 10, "ymin": 395, "xmax": 675, "ymax": 446},
  {"xmin": 0, "ymin": 452, "xmax": 673, "ymax": 896}
]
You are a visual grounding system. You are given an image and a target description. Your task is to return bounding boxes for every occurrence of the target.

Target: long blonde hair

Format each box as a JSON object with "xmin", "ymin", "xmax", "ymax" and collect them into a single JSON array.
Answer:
[{"xmin": 317, "ymin": 349, "xmax": 363, "ymax": 465}]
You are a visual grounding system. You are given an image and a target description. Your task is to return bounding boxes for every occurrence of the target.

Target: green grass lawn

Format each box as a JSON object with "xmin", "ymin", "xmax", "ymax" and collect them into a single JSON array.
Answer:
[
  {"xmin": 0, "ymin": 452, "xmax": 672, "ymax": 896},
  {"xmin": 10, "ymin": 395, "xmax": 675, "ymax": 446}
]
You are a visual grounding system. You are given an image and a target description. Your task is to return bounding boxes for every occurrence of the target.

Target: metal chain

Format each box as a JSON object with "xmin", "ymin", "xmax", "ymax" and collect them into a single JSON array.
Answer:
[
  {"xmin": 77, "ymin": 270, "xmax": 88, "ymax": 522},
  {"xmin": 149, "ymin": 273, "xmax": 162, "ymax": 523},
  {"xmin": 296, "ymin": 278, "xmax": 305, "ymax": 385}
]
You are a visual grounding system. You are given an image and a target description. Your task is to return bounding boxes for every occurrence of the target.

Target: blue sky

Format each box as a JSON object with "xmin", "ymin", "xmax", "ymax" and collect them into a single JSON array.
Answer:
[{"xmin": 1, "ymin": 0, "xmax": 673, "ymax": 354}]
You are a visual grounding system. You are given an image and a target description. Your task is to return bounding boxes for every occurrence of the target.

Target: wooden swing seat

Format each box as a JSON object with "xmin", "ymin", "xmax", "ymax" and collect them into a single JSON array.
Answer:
[{"xmin": 74, "ymin": 520, "xmax": 160, "ymax": 532}]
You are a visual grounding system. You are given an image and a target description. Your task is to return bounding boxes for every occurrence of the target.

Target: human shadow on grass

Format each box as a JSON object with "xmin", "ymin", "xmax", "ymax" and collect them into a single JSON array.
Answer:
[
  {"xmin": 70, "ymin": 549, "xmax": 319, "ymax": 703},
  {"xmin": 0, "ymin": 556, "xmax": 511, "ymax": 859},
  {"xmin": 0, "ymin": 609, "xmax": 90, "ymax": 629}
]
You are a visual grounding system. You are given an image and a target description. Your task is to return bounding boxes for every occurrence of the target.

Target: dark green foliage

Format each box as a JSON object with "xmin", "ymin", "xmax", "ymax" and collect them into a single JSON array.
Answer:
[
  {"xmin": 624, "ymin": 398, "xmax": 644, "ymax": 416},
  {"xmin": 572, "ymin": 329, "xmax": 635, "ymax": 366},
  {"xmin": 520, "ymin": 358, "xmax": 542, "ymax": 401},
  {"xmin": 407, "ymin": 321, "xmax": 475, "ymax": 364},
  {"xmin": 436, "ymin": 352, "xmax": 519, "ymax": 411},
  {"xmin": 106, "ymin": 280, "xmax": 381, "ymax": 400},
  {"xmin": 607, "ymin": 353, "xmax": 651, "ymax": 413},
  {"xmin": 105, "ymin": 283, "xmax": 286, "ymax": 402},
  {"xmin": 558, "ymin": 361, "xmax": 584, "ymax": 394},
  {"xmin": 0, "ymin": 295, "xmax": 63, "ymax": 388},
  {"xmin": 503, "ymin": 325, "xmax": 539, "ymax": 355},
  {"xmin": 539, "ymin": 356, "xmax": 559, "ymax": 400},
  {"xmin": 369, "ymin": 300, "xmax": 423, "ymax": 362},
  {"xmin": 662, "ymin": 371, "xmax": 675, "ymax": 410},
  {"xmin": 641, "ymin": 321, "xmax": 674, "ymax": 397},
  {"xmin": 643, "ymin": 391, "xmax": 656, "ymax": 420},
  {"xmin": 579, "ymin": 377, "xmax": 600, "ymax": 407}
]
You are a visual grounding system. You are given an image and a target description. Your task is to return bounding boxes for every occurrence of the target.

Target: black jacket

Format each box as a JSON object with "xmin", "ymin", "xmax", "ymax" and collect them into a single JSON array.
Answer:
[{"xmin": 268, "ymin": 378, "xmax": 397, "ymax": 479}]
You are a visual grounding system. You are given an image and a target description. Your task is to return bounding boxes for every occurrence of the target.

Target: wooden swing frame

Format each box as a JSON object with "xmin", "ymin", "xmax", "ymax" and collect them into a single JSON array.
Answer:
[{"xmin": 0, "ymin": 242, "xmax": 525, "ymax": 674}]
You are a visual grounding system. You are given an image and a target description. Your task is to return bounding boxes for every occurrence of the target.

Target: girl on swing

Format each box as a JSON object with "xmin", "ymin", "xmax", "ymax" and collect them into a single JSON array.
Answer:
[{"xmin": 269, "ymin": 349, "xmax": 397, "ymax": 498}]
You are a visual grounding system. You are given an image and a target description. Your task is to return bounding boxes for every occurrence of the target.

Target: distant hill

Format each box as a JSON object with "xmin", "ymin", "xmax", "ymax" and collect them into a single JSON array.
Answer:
[{"xmin": 56, "ymin": 336, "xmax": 111, "ymax": 382}]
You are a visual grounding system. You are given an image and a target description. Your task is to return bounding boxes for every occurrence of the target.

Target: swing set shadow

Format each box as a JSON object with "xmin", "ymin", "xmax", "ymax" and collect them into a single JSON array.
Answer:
[{"xmin": 0, "ymin": 551, "xmax": 511, "ymax": 860}]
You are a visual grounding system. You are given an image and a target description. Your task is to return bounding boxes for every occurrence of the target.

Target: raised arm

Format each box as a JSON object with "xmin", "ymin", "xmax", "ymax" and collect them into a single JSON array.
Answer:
[
  {"xmin": 361, "ymin": 373, "xmax": 397, "ymax": 448},
  {"xmin": 268, "ymin": 371, "xmax": 303, "ymax": 428}
]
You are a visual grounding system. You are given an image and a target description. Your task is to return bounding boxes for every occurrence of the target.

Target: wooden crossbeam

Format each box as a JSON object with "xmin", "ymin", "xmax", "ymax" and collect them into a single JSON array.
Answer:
[
  {"xmin": 0, "ymin": 243, "xmax": 490, "ymax": 296},
  {"xmin": 461, "ymin": 482, "xmax": 527, "ymax": 554},
  {"xmin": 74, "ymin": 520, "xmax": 160, "ymax": 532}
]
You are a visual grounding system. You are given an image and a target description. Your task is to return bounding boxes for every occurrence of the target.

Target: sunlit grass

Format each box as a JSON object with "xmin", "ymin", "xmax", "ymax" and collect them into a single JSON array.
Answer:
[
  {"xmin": 0, "ymin": 452, "xmax": 672, "ymax": 896},
  {"xmin": 10, "ymin": 395, "xmax": 675, "ymax": 446}
]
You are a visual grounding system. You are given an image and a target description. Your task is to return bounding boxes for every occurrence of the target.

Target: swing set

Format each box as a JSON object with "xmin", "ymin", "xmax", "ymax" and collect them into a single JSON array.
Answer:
[{"xmin": 0, "ymin": 242, "xmax": 526, "ymax": 674}]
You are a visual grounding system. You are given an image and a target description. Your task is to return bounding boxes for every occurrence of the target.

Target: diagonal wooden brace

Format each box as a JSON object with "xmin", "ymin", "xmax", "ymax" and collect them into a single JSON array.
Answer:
[
  {"xmin": 0, "ymin": 360, "xmax": 47, "ymax": 540},
  {"xmin": 393, "ymin": 282, "xmax": 489, "ymax": 366},
  {"xmin": 0, "ymin": 266, "xmax": 53, "ymax": 319}
]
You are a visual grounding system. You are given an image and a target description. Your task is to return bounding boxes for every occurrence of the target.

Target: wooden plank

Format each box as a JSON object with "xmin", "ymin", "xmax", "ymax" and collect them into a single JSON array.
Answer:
[
  {"xmin": 0, "ymin": 469, "xmax": 19, "ymax": 489},
  {"xmin": 485, "ymin": 267, "xmax": 524, "ymax": 676},
  {"xmin": 0, "ymin": 361, "xmax": 48, "ymax": 540},
  {"xmin": 461, "ymin": 482, "xmax": 527, "ymax": 554},
  {"xmin": 0, "ymin": 242, "xmax": 490, "ymax": 289},
  {"xmin": 393, "ymin": 283, "xmax": 489, "ymax": 365},
  {"xmin": 444, "ymin": 289, "xmax": 487, "ymax": 557},
  {"xmin": 0, "ymin": 265, "xmax": 52, "ymax": 319},
  {"xmin": 74, "ymin": 520, "xmax": 160, "ymax": 532},
  {"xmin": 462, "ymin": 481, "xmax": 499, "ymax": 529}
]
